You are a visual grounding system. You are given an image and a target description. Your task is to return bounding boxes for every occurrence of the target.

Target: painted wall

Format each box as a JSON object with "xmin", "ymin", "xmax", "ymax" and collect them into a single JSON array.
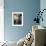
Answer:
[
  {"xmin": 40, "ymin": 0, "xmax": 46, "ymax": 27},
  {"xmin": 0, "ymin": 0, "xmax": 4, "ymax": 42},
  {"xmin": 4, "ymin": 0, "xmax": 40, "ymax": 42}
]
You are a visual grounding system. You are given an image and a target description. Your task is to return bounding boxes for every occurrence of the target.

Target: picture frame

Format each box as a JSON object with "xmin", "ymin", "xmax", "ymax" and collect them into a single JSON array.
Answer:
[{"xmin": 12, "ymin": 12, "xmax": 23, "ymax": 26}]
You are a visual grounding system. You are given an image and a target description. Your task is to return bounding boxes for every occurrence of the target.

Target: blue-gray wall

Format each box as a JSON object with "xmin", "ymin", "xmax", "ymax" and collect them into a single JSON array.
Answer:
[
  {"xmin": 4, "ymin": 0, "xmax": 40, "ymax": 42},
  {"xmin": 40, "ymin": 0, "xmax": 46, "ymax": 27}
]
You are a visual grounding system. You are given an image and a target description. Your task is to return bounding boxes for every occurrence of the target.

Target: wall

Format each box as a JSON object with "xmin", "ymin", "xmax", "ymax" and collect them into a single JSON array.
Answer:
[
  {"xmin": 40, "ymin": 0, "xmax": 46, "ymax": 26},
  {"xmin": 0, "ymin": 0, "xmax": 4, "ymax": 42},
  {"xmin": 4, "ymin": 0, "xmax": 40, "ymax": 42}
]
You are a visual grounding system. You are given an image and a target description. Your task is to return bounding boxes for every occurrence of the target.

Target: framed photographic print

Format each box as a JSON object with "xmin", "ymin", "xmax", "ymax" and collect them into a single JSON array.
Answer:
[{"xmin": 12, "ymin": 12, "xmax": 23, "ymax": 26}]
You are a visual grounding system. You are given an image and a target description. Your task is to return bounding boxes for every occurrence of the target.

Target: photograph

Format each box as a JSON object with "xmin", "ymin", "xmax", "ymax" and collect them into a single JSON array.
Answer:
[{"xmin": 12, "ymin": 12, "xmax": 23, "ymax": 26}]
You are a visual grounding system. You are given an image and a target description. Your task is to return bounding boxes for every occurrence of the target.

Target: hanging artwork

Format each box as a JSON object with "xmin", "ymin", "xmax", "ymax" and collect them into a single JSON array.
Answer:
[{"xmin": 12, "ymin": 12, "xmax": 23, "ymax": 26}]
